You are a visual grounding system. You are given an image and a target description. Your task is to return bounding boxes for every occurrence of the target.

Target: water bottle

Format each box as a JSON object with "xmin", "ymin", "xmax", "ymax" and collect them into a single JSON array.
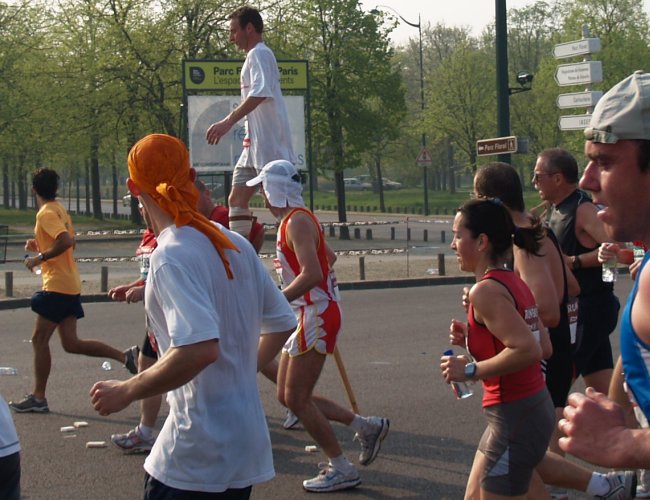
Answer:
[
  {"xmin": 633, "ymin": 244, "xmax": 646, "ymax": 262},
  {"xmin": 0, "ymin": 367, "xmax": 18, "ymax": 375},
  {"xmin": 24, "ymin": 253, "xmax": 42, "ymax": 275},
  {"xmin": 443, "ymin": 349, "xmax": 473, "ymax": 399},
  {"xmin": 602, "ymin": 258, "xmax": 617, "ymax": 282}
]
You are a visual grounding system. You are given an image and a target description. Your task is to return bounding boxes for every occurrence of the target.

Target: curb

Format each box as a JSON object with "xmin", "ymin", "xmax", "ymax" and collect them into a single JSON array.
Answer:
[{"xmin": 0, "ymin": 276, "xmax": 473, "ymax": 311}]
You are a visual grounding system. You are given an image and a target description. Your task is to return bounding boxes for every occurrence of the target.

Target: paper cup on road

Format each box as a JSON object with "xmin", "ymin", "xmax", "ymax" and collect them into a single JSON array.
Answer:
[{"xmin": 85, "ymin": 441, "xmax": 107, "ymax": 448}]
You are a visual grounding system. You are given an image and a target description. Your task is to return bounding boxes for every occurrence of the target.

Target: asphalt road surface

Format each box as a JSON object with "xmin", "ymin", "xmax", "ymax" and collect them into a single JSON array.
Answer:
[{"xmin": 1, "ymin": 280, "xmax": 632, "ymax": 499}]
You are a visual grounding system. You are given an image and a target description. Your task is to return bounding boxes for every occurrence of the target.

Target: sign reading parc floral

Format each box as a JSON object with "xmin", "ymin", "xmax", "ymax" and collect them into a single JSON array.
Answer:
[
  {"xmin": 553, "ymin": 38, "xmax": 601, "ymax": 59},
  {"xmin": 476, "ymin": 136, "xmax": 517, "ymax": 157}
]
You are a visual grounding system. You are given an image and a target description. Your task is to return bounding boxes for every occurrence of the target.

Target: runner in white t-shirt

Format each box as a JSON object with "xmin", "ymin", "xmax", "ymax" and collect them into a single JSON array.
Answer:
[
  {"xmin": 90, "ymin": 134, "xmax": 296, "ymax": 499},
  {"xmin": 206, "ymin": 6, "xmax": 295, "ymax": 241}
]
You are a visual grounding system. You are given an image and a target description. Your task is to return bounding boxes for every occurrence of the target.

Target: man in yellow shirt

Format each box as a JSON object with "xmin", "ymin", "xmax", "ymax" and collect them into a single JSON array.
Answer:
[{"xmin": 10, "ymin": 168, "xmax": 138, "ymax": 413}]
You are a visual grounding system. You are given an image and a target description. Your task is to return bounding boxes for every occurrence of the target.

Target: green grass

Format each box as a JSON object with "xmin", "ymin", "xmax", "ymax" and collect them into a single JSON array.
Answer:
[
  {"xmin": 0, "ymin": 207, "xmax": 137, "ymax": 234},
  {"xmin": 252, "ymin": 188, "xmax": 544, "ymax": 215}
]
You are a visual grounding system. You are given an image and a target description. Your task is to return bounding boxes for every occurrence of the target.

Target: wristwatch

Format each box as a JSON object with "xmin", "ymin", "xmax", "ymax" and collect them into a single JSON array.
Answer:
[
  {"xmin": 464, "ymin": 362, "xmax": 477, "ymax": 380},
  {"xmin": 38, "ymin": 252, "xmax": 46, "ymax": 262}
]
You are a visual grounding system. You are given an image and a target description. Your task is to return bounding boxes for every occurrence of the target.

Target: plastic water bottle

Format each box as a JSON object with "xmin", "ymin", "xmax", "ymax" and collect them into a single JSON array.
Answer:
[
  {"xmin": 602, "ymin": 257, "xmax": 617, "ymax": 282},
  {"xmin": 0, "ymin": 367, "xmax": 18, "ymax": 375},
  {"xmin": 633, "ymin": 244, "xmax": 646, "ymax": 262},
  {"xmin": 24, "ymin": 253, "xmax": 41, "ymax": 275},
  {"xmin": 443, "ymin": 349, "xmax": 473, "ymax": 399}
]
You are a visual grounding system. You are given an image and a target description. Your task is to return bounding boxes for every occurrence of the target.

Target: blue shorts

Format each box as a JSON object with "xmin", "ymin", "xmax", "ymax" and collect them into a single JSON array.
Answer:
[{"xmin": 31, "ymin": 291, "xmax": 84, "ymax": 324}]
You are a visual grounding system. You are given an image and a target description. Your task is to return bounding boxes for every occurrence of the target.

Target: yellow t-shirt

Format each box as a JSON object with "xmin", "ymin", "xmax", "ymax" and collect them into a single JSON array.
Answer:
[{"xmin": 35, "ymin": 201, "xmax": 81, "ymax": 295}]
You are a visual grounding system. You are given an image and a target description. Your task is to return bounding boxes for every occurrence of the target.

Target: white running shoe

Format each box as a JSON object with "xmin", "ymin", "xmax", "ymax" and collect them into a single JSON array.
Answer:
[
  {"xmin": 591, "ymin": 470, "xmax": 637, "ymax": 499},
  {"xmin": 638, "ymin": 469, "xmax": 650, "ymax": 499},
  {"xmin": 354, "ymin": 416, "xmax": 389, "ymax": 466},
  {"xmin": 282, "ymin": 409, "xmax": 300, "ymax": 430},
  {"xmin": 302, "ymin": 463, "xmax": 361, "ymax": 492}
]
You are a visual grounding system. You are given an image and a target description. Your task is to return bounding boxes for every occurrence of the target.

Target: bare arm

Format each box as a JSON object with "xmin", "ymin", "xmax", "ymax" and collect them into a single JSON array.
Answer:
[
  {"xmin": 257, "ymin": 330, "xmax": 293, "ymax": 372},
  {"xmin": 573, "ymin": 203, "xmax": 609, "ymax": 268},
  {"xmin": 90, "ymin": 340, "xmax": 219, "ymax": 416},
  {"xmin": 441, "ymin": 281, "xmax": 542, "ymax": 383},
  {"xmin": 281, "ymin": 213, "xmax": 323, "ymax": 303},
  {"xmin": 25, "ymin": 231, "xmax": 74, "ymax": 271},
  {"xmin": 206, "ymin": 96, "xmax": 266, "ymax": 145},
  {"xmin": 469, "ymin": 281, "xmax": 543, "ymax": 379}
]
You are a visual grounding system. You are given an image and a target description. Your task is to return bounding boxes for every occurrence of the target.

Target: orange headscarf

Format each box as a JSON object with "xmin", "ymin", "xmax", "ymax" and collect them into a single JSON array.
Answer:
[{"xmin": 127, "ymin": 134, "xmax": 238, "ymax": 279}]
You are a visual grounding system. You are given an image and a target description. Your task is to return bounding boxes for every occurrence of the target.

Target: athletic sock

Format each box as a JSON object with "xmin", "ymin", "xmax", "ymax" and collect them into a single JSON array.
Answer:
[
  {"xmin": 348, "ymin": 415, "xmax": 367, "ymax": 434},
  {"xmin": 137, "ymin": 423, "xmax": 154, "ymax": 441},
  {"xmin": 229, "ymin": 207, "xmax": 252, "ymax": 237},
  {"xmin": 329, "ymin": 454, "xmax": 354, "ymax": 473},
  {"xmin": 586, "ymin": 472, "xmax": 610, "ymax": 496}
]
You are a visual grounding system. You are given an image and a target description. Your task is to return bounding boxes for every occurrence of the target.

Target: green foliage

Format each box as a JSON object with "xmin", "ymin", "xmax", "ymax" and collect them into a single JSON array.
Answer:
[{"xmin": 1, "ymin": 0, "xmax": 650, "ymax": 223}]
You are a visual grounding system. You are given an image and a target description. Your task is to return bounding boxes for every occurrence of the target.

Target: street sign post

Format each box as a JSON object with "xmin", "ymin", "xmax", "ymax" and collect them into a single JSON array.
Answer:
[
  {"xmin": 553, "ymin": 38, "xmax": 601, "ymax": 59},
  {"xmin": 476, "ymin": 136, "xmax": 517, "ymax": 157},
  {"xmin": 416, "ymin": 147, "xmax": 432, "ymax": 167},
  {"xmin": 555, "ymin": 61, "xmax": 603, "ymax": 87},
  {"xmin": 558, "ymin": 114, "xmax": 592, "ymax": 131},
  {"xmin": 556, "ymin": 90, "xmax": 603, "ymax": 109}
]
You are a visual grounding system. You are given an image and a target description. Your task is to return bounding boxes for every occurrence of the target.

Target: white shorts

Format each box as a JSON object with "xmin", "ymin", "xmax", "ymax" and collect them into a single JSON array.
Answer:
[{"xmin": 283, "ymin": 301, "xmax": 342, "ymax": 357}]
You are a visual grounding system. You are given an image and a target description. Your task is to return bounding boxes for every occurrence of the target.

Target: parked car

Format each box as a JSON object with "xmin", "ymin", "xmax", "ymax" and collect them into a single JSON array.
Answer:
[
  {"xmin": 381, "ymin": 178, "xmax": 402, "ymax": 190},
  {"xmin": 343, "ymin": 177, "xmax": 372, "ymax": 190}
]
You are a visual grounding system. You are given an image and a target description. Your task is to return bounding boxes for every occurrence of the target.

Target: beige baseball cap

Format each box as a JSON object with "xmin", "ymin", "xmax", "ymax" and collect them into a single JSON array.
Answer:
[{"xmin": 584, "ymin": 70, "xmax": 650, "ymax": 144}]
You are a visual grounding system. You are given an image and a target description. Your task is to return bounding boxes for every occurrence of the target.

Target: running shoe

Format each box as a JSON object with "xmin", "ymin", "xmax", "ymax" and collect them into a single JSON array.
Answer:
[
  {"xmin": 9, "ymin": 394, "xmax": 49, "ymax": 413},
  {"xmin": 592, "ymin": 470, "xmax": 637, "ymax": 499},
  {"xmin": 637, "ymin": 469, "xmax": 650, "ymax": 498},
  {"xmin": 302, "ymin": 463, "xmax": 361, "ymax": 492},
  {"xmin": 283, "ymin": 409, "xmax": 300, "ymax": 430},
  {"xmin": 111, "ymin": 427, "xmax": 155, "ymax": 453},
  {"xmin": 354, "ymin": 416, "xmax": 389, "ymax": 466}
]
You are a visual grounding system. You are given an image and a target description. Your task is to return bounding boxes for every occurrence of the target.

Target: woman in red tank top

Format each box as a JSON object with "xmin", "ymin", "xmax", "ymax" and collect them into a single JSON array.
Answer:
[{"xmin": 440, "ymin": 199, "xmax": 555, "ymax": 499}]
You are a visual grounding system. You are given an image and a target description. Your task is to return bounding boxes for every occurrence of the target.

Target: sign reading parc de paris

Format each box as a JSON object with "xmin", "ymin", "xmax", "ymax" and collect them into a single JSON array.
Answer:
[{"xmin": 553, "ymin": 35, "xmax": 602, "ymax": 131}]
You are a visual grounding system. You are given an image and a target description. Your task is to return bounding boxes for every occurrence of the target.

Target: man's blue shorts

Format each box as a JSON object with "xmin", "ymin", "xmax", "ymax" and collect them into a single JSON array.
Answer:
[{"xmin": 31, "ymin": 291, "xmax": 85, "ymax": 324}]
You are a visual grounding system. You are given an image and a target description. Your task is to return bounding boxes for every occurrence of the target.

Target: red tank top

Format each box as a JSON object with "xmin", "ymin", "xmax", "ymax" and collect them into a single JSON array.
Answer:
[{"xmin": 467, "ymin": 269, "xmax": 545, "ymax": 407}]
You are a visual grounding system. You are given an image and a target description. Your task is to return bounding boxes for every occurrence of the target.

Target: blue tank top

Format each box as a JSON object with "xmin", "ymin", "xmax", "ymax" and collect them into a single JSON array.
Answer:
[{"xmin": 621, "ymin": 251, "xmax": 650, "ymax": 419}]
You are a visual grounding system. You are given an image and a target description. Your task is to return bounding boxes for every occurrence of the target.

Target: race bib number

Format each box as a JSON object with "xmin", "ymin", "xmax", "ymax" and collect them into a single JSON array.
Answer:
[
  {"xmin": 273, "ymin": 258, "xmax": 284, "ymax": 287},
  {"xmin": 525, "ymin": 306, "xmax": 540, "ymax": 342},
  {"xmin": 329, "ymin": 269, "xmax": 341, "ymax": 301},
  {"xmin": 567, "ymin": 298, "xmax": 579, "ymax": 344}
]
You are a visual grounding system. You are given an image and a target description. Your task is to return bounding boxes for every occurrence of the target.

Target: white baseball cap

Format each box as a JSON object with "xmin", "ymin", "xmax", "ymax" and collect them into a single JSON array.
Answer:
[
  {"xmin": 246, "ymin": 160, "xmax": 305, "ymax": 208},
  {"xmin": 584, "ymin": 70, "xmax": 650, "ymax": 144}
]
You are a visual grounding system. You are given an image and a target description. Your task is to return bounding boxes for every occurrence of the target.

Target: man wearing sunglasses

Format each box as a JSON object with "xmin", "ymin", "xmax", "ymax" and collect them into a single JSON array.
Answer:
[{"xmin": 533, "ymin": 149, "xmax": 618, "ymax": 400}]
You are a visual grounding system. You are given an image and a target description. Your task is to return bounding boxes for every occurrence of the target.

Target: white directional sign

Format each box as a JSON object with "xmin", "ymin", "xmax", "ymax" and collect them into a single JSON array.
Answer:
[
  {"xmin": 476, "ymin": 136, "xmax": 517, "ymax": 156},
  {"xmin": 555, "ymin": 61, "xmax": 603, "ymax": 87},
  {"xmin": 558, "ymin": 114, "xmax": 592, "ymax": 131},
  {"xmin": 557, "ymin": 90, "xmax": 603, "ymax": 109},
  {"xmin": 553, "ymin": 38, "xmax": 601, "ymax": 59}
]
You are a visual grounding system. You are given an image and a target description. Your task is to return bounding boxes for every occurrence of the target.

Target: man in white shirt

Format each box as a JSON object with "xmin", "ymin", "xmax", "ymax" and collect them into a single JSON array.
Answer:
[
  {"xmin": 90, "ymin": 133, "xmax": 296, "ymax": 499},
  {"xmin": 206, "ymin": 6, "xmax": 295, "ymax": 240}
]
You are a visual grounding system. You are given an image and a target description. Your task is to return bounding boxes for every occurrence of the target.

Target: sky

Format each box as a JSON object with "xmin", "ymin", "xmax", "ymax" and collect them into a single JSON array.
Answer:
[{"xmin": 360, "ymin": 0, "xmax": 650, "ymax": 45}]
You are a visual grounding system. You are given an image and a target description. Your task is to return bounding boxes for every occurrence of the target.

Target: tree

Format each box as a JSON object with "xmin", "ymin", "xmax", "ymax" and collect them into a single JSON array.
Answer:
[
  {"xmin": 296, "ymin": 0, "xmax": 403, "ymax": 236},
  {"xmin": 423, "ymin": 38, "xmax": 495, "ymax": 174}
]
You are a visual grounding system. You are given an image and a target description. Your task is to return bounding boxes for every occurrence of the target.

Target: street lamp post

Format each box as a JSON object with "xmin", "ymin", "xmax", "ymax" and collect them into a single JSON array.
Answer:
[{"xmin": 376, "ymin": 6, "xmax": 428, "ymax": 215}]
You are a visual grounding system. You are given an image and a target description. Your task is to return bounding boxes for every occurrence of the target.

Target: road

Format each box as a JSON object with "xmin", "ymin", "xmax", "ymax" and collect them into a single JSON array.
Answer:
[{"xmin": 0, "ymin": 280, "xmax": 632, "ymax": 499}]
